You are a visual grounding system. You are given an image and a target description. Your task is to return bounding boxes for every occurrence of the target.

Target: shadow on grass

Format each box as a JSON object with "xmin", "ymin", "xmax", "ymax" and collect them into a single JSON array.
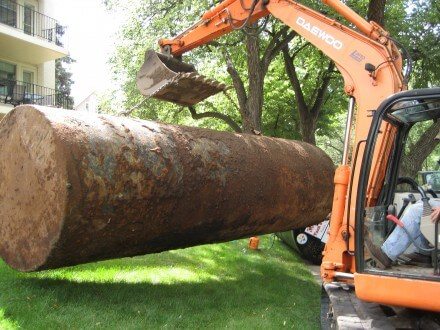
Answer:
[{"xmin": 0, "ymin": 239, "xmax": 321, "ymax": 329}]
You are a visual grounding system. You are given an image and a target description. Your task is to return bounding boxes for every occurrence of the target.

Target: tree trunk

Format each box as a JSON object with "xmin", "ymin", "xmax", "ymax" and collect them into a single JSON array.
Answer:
[
  {"xmin": 367, "ymin": 0, "xmax": 387, "ymax": 26},
  {"xmin": 300, "ymin": 116, "xmax": 318, "ymax": 145},
  {"xmin": 0, "ymin": 106, "xmax": 335, "ymax": 272},
  {"xmin": 243, "ymin": 30, "xmax": 264, "ymax": 133},
  {"xmin": 283, "ymin": 46, "xmax": 335, "ymax": 145},
  {"xmin": 225, "ymin": 24, "xmax": 296, "ymax": 134},
  {"xmin": 400, "ymin": 121, "xmax": 440, "ymax": 178}
]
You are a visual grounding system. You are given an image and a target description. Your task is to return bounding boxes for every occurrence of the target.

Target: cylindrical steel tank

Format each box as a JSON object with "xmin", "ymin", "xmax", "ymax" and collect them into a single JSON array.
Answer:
[{"xmin": 0, "ymin": 106, "xmax": 334, "ymax": 272}]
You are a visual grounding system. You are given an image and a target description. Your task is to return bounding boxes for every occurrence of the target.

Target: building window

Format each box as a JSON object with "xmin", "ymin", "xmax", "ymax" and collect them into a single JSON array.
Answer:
[
  {"xmin": 23, "ymin": 70, "xmax": 34, "ymax": 94},
  {"xmin": 0, "ymin": 0, "xmax": 17, "ymax": 28},
  {"xmin": 0, "ymin": 61, "xmax": 16, "ymax": 80},
  {"xmin": 0, "ymin": 60, "xmax": 16, "ymax": 99},
  {"xmin": 23, "ymin": 71, "xmax": 33, "ymax": 84},
  {"xmin": 23, "ymin": 4, "xmax": 35, "ymax": 35}
]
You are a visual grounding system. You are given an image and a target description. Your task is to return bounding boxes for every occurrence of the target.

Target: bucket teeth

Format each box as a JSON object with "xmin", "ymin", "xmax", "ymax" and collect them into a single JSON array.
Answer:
[
  {"xmin": 137, "ymin": 50, "xmax": 227, "ymax": 106},
  {"xmin": 152, "ymin": 72, "xmax": 227, "ymax": 106}
]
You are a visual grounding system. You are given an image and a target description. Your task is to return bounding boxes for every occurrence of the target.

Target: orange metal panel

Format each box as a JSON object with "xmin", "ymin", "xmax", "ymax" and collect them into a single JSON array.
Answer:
[
  {"xmin": 355, "ymin": 273, "xmax": 440, "ymax": 312},
  {"xmin": 321, "ymin": 165, "xmax": 353, "ymax": 278},
  {"xmin": 366, "ymin": 123, "xmax": 397, "ymax": 206},
  {"xmin": 322, "ymin": 0, "xmax": 381, "ymax": 38},
  {"xmin": 160, "ymin": 0, "xmax": 269, "ymax": 56},
  {"xmin": 267, "ymin": 0, "xmax": 403, "ymax": 275}
]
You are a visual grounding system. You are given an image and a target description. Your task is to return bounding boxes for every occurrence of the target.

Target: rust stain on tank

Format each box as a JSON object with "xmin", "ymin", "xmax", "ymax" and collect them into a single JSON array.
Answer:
[{"xmin": 0, "ymin": 105, "xmax": 335, "ymax": 272}]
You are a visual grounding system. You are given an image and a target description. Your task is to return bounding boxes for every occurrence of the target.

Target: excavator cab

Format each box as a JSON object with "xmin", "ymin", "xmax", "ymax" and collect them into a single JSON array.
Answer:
[
  {"xmin": 355, "ymin": 88, "xmax": 440, "ymax": 310},
  {"xmin": 136, "ymin": 50, "xmax": 227, "ymax": 106}
]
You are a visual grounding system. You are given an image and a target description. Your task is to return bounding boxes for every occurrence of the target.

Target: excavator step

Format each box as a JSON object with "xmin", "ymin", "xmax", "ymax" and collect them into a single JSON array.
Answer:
[{"xmin": 136, "ymin": 50, "xmax": 227, "ymax": 106}]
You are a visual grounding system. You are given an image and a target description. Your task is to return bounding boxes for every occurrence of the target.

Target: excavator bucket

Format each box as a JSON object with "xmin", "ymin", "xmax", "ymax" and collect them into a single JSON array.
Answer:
[{"xmin": 136, "ymin": 50, "xmax": 227, "ymax": 106}]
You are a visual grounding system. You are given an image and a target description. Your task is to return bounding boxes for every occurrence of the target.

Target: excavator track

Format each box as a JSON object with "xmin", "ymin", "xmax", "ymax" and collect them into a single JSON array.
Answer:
[{"xmin": 322, "ymin": 283, "xmax": 440, "ymax": 329}]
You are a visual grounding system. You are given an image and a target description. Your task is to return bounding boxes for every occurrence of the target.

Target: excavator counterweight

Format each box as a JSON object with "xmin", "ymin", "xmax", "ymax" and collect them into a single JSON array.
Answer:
[{"xmin": 136, "ymin": 50, "xmax": 227, "ymax": 106}]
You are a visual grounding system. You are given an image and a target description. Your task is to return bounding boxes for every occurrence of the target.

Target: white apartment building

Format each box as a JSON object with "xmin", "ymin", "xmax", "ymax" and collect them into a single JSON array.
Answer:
[
  {"xmin": 75, "ymin": 92, "xmax": 99, "ymax": 113},
  {"xmin": 0, "ymin": 0, "xmax": 70, "ymax": 118}
]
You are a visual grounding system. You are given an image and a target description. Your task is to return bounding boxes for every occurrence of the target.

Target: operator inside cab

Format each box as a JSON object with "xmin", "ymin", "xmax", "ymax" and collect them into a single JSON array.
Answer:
[{"xmin": 362, "ymin": 96, "xmax": 440, "ymax": 277}]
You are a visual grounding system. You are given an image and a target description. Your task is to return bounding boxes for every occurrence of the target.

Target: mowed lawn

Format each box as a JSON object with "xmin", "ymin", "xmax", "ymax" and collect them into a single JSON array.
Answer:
[{"xmin": 0, "ymin": 236, "xmax": 320, "ymax": 329}]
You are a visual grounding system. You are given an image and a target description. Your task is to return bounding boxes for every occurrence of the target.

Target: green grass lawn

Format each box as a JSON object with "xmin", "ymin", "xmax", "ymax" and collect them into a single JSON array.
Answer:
[{"xmin": 0, "ymin": 236, "xmax": 320, "ymax": 329}]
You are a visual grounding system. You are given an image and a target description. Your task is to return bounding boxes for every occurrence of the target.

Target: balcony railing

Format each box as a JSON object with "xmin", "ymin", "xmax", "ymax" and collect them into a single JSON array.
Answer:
[
  {"xmin": 0, "ymin": 0, "xmax": 65, "ymax": 45},
  {"xmin": 0, "ymin": 78, "xmax": 73, "ymax": 109}
]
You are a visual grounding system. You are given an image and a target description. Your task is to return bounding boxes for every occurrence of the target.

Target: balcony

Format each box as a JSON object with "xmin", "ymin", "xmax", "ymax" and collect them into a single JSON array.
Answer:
[
  {"xmin": 0, "ymin": 0, "xmax": 68, "ymax": 64},
  {"xmin": 0, "ymin": 78, "xmax": 73, "ymax": 109}
]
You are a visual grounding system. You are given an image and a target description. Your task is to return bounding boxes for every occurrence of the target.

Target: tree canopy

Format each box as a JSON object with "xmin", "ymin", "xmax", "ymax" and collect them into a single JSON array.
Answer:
[{"xmin": 101, "ymin": 0, "xmax": 440, "ymax": 165}]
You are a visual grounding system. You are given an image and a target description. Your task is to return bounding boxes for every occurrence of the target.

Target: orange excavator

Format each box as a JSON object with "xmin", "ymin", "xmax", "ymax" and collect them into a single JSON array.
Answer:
[{"xmin": 136, "ymin": 0, "xmax": 440, "ymax": 325}]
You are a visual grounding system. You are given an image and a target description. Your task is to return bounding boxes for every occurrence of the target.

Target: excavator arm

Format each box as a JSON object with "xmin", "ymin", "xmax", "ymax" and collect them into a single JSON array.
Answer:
[
  {"xmin": 138, "ymin": 0, "xmax": 404, "ymax": 107},
  {"xmin": 137, "ymin": 0, "xmax": 407, "ymax": 281},
  {"xmin": 156, "ymin": 0, "xmax": 403, "ymax": 96}
]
